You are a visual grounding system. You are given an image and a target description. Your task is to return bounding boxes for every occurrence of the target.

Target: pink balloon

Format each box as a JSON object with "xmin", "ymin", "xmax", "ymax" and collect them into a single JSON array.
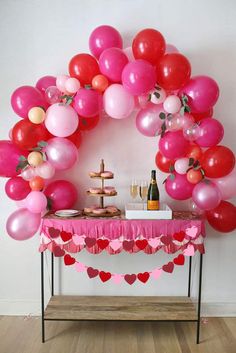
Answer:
[
  {"xmin": 21, "ymin": 166, "xmax": 36, "ymax": 181},
  {"xmin": 192, "ymin": 181, "xmax": 221, "ymax": 210},
  {"xmin": 123, "ymin": 47, "xmax": 135, "ymax": 61},
  {"xmin": 6, "ymin": 208, "xmax": 41, "ymax": 240},
  {"xmin": 166, "ymin": 44, "xmax": 179, "ymax": 54},
  {"xmin": 36, "ymin": 76, "xmax": 56, "ymax": 94},
  {"xmin": 122, "ymin": 59, "xmax": 156, "ymax": 95},
  {"xmin": 26, "ymin": 191, "xmax": 47, "ymax": 213},
  {"xmin": 212, "ymin": 166, "xmax": 236, "ymax": 200},
  {"xmin": 99, "ymin": 47, "xmax": 128, "ymax": 82},
  {"xmin": 179, "ymin": 75, "xmax": 219, "ymax": 113},
  {"xmin": 45, "ymin": 103, "xmax": 78, "ymax": 137},
  {"xmin": 45, "ymin": 86, "xmax": 62, "ymax": 104},
  {"xmin": 195, "ymin": 118, "xmax": 224, "ymax": 147},
  {"xmin": 174, "ymin": 158, "xmax": 189, "ymax": 174},
  {"xmin": 73, "ymin": 88, "xmax": 102, "ymax": 118},
  {"xmin": 65, "ymin": 78, "xmax": 80, "ymax": 94},
  {"xmin": 165, "ymin": 172, "xmax": 194, "ymax": 200},
  {"xmin": 89, "ymin": 25, "xmax": 123, "ymax": 59},
  {"xmin": 103, "ymin": 84, "xmax": 135, "ymax": 119},
  {"xmin": 159, "ymin": 131, "xmax": 190, "ymax": 159},
  {"xmin": 166, "ymin": 113, "xmax": 194, "ymax": 132},
  {"xmin": 136, "ymin": 103, "xmax": 163, "ymax": 137},
  {"xmin": 163, "ymin": 95, "xmax": 181, "ymax": 114},
  {"xmin": 0, "ymin": 140, "xmax": 28, "ymax": 177},
  {"xmin": 56, "ymin": 75, "xmax": 69, "ymax": 92},
  {"xmin": 45, "ymin": 137, "xmax": 78, "ymax": 170},
  {"xmin": 35, "ymin": 161, "xmax": 55, "ymax": 179},
  {"xmin": 11, "ymin": 86, "xmax": 47, "ymax": 118},
  {"xmin": 44, "ymin": 180, "xmax": 78, "ymax": 211},
  {"xmin": 5, "ymin": 177, "xmax": 31, "ymax": 201}
]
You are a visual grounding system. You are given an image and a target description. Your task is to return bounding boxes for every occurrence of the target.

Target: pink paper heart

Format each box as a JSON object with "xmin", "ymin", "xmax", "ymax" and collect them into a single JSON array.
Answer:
[
  {"xmin": 185, "ymin": 226, "xmax": 198, "ymax": 238},
  {"xmin": 183, "ymin": 244, "xmax": 195, "ymax": 256},
  {"xmin": 73, "ymin": 235, "xmax": 85, "ymax": 246},
  {"xmin": 112, "ymin": 274, "xmax": 123, "ymax": 284},
  {"xmin": 39, "ymin": 244, "xmax": 47, "ymax": 253},
  {"xmin": 151, "ymin": 268, "xmax": 162, "ymax": 279},
  {"xmin": 75, "ymin": 262, "xmax": 86, "ymax": 272},
  {"xmin": 148, "ymin": 238, "xmax": 160, "ymax": 248},
  {"xmin": 110, "ymin": 240, "xmax": 122, "ymax": 251}
]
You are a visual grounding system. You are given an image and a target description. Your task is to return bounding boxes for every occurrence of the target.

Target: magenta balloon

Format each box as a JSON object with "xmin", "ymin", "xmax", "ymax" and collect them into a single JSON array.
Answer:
[
  {"xmin": 44, "ymin": 180, "xmax": 78, "ymax": 211},
  {"xmin": 25, "ymin": 191, "xmax": 47, "ymax": 213},
  {"xmin": 89, "ymin": 25, "xmax": 123, "ymax": 59},
  {"xmin": 0, "ymin": 140, "xmax": 28, "ymax": 177},
  {"xmin": 136, "ymin": 103, "xmax": 163, "ymax": 137},
  {"xmin": 179, "ymin": 75, "xmax": 219, "ymax": 113},
  {"xmin": 73, "ymin": 88, "xmax": 102, "ymax": 118},
  {"xmin": 212, "ymin": 166, "xmax": 236, "ymax": 200},
  {"xmin": 45, "ymin": 103, "xmax": 78, "ymax": 137},
  {"xmin": 11, "ymin": 85, "xmax": 47, "ymax": 118},
  {"xmin": 159, "ymin": 131, "xmax": 190, "ymax": 159},
  {"xmin": 36, "ymin": 76, "xmax": 56, "ymax": 94},
  {"xmin": 195, "ymin": 118, "xmax": 224, "ymax": 147},
  {"xmin": 45, "ymin": 137, "xmax": 78, "ymax": 170},
  {"xmin": 192, "ymin": 181, "xmax": 221, "ymax": 210},
  {"xmin": 5, "ymin": 176, "xmax": 31, "ymax": 200},
  {"xmin": 165, "ymin": 172, "xmax": 194, "ymax": 200},
  {"xmin": 6, "ymin": 208, "xmax": 41, "ymax": 240},
  {"xmin": 122, "ymin": 59, "xmax": 156, "ymax": 95},
  {"xmin": 99, "ymin": 47, "xmax": 128, "ymax": 82}
]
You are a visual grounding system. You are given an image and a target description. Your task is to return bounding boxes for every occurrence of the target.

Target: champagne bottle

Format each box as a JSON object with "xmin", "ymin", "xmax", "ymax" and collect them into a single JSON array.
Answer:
[{"xmin": 147, "ymin": 170, "xmax": 159, "ymax": 210}]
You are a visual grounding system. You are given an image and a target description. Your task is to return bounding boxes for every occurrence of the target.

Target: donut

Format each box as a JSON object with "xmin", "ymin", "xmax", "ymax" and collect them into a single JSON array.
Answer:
[
  {"xmin": 93, "ymin": 208, "xmax": 106, "ymax": 215},
  {"xmin": 104, "ymin": 186, "xmax": 116, "ymax": 195},
  {"xmin": 106, "ymin": 206, "xmax": 118, "ymax": 214},
  {"xmin": 84, "ymin": 206, "xmax": 96, "ymax": 213},
  {"xmin": 89, "ymin": 187, "xmax": 103, "ymax": 194},
  {"xmin": 101, "ymin": 171, "xmax": 114, "ymax": 178},
  {"xmin": 89, "ymin": 171, "xmax": 101, "ymax": 177}
]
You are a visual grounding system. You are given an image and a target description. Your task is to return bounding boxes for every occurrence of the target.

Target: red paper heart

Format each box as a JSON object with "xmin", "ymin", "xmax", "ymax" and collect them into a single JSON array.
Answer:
[
  {"xmin": 173, "ymin": 231, "xmax": 185, "ymax": 242},
  {"xmin": 173, "ymin": 254, "xmax": 185, "ymax": 266},
  {"xmin": 124, "ymin": 274, "xmax": 137, "ymax": 285},
  {"xmin": 160, "ymin": 236, "xmax": 172, "ymax": 246},
  {"xmin": 60, "ymin": 230, "xmax": 72, "ymax": 242},
  {"xmin": 64, "ymin": 254, "xmax": 75, "ymax": 265},
  {"xmin": 137, "ymin": 272, "xmax": 150, "ymax": 283},
  {"xmin": 85, "ymin": 237, "xmax": 97, "ymax": 248},
  {"xmin": 99, "ymin": 271, "xmax": 112, "ymax": 282},
  {"xmin": 123, "ymin": 240, "xmax": 134, "ymax": 251},
  {"xmin": 136, "ymin": 239, "xmax": 148, "ymax": 250},
  {"xmin": 97, "ymin": 239, "xmax": 109, "ymax": 250},
  {"xmin": 53, "ymin": 246, "xmax": 65, "ymax": 257},
  {"xmin": 48, "ymin": 227, "xmax": 60, "ymax": 239},
  {"xmin": 87, "ymin": 267, "xmax": 99, "ymax": 278},
  {"xmin": 162, "ymin": 262, "xmax": 174, "ymax": 273}
]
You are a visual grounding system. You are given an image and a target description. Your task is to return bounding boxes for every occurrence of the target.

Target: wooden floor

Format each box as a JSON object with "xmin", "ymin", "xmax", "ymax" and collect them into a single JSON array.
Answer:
[{"xmin": 0, "ymin": 316, "xmax": 236, "ymax": 353}]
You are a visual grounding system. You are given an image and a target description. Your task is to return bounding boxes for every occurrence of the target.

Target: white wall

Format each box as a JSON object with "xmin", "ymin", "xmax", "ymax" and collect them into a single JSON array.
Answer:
[{"xmin": 0, "ymin": 0, "xmax": 236, "ymax": 316}]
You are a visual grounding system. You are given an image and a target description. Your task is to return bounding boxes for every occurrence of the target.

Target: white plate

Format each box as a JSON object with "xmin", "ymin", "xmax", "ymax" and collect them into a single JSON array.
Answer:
[{"xmin": 55, "ymin": 209, "xmax": 81, "ymax": 217}]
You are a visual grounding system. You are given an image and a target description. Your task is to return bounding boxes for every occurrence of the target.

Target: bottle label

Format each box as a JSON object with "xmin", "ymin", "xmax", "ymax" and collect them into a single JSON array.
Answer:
[{"xmin": 147, "ymin": 200, "xmax": 159, "ymax": 210}]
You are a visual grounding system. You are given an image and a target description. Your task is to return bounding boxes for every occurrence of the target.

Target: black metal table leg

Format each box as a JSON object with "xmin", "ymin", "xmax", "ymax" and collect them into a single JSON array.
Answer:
[
  {"xmin": 196, "ymin": 253, "xmax": 203, "ymax": 344},
  {"xmin": 51, "ymin": 253, "xmax": 54, "ymax": 296},
  {"xmin": 188, "ymin": 256, "xmax": 192, "ymax": 297},
  {"xmin": 41, "ymin": 252, "xmax": 45, "ymax": 343}
]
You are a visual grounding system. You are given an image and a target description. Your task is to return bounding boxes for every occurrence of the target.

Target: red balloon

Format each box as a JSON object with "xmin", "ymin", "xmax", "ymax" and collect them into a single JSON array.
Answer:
[
  {"xmin": 206, "ymin": 201, "xmax": 236, "ymax": 233},
  {"xmin": 200, "ymin": 145, "xmax": 235, "ymax": 178},
  {"xmin": 78, "ymin": 115, "xmax": 100, "ymax": 131},
  {"xmin": 156, "ymin": 53, "xmax": 191, "ymax": 90},
  {"xmin": 132, "ymin": 28, "xmax": 166, "ymax": 65},
  {"xmin": 192, "ymin": 108, "xmax": 213, "ymax": 123},
  {"xmin": 5, "ymin": 176, "xmax": 31, "ymax": 200},
  {"xmin": 67, "ymin": 129, "xmax": 82, "ymax": 148},
  {"xmin": 155, "ymin": 151, "xmax": 174, "ymax": 173},
  {"xmin": 68, "ymin": 53, "xmax": 100, "ymax": 86},
  {"xmin": 44, "ymin": 180, "xmax": 78, "ymax": 211},
  {"xmin": 12, "ymin": 120, "xmax": 51, "ymax": 150}
]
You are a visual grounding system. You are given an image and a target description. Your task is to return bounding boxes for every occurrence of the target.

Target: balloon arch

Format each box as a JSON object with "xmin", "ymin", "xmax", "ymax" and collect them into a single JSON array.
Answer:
[{"xmin": 0, "ymin": 25, "xmax": 235, "ymax": 241}]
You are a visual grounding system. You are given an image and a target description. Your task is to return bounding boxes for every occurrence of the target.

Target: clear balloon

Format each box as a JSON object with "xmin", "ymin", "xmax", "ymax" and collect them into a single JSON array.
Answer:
[
  {"xmin": 6, "ymin": 208, "xmax": 41, "ymax": 240},
  {"xmin": 195, "ymin": 118, "xmax": 224, "ymax": 147},
  {"xmin": 21, "ymin": 166, "xmax": 36, "ymax": 181},
  {"xmin": 73, "ymin": 88, "xmax": 102, "ymax": 118},
  {"xmin": 45, "ymin": 137, "xmax": 78, "ymax": 170},
  {"xmin": 99, "ymin": 47, "xmax": 128, "ymax": 82},
  {"xmin": 0, "ymin": 140, "xmax": 28, "ymax": 178},
  {"xmin": 103, "ymin": 84, "xmax": 135, "ymax": 119},
  {"xmin": 35, "ymin": 161, "xmax": 55, "ymax": 179},
  {"xmin": 5, "ymin": 176, "xmax": 31, "ymax": 200},
  {"xmin": 174, "ymin": 158, "xmax": 189, "ymax": 174},
  {"xmin": 44, "ymin": 180, "xmax": 78, "ymax": 211},
  {"xmin": 45, "ymin": 103, "xmax": 78, "ymax": 137},
  {"xmin": 192, "ymin": 181, "xmax": 221, "ymax": 210},
  {"xmin": 159, "ymin": 131, "xmax": 190, "ymax": 159},
  {"xmin": 165, "ymin": 172, "xmax": 194, "ymax": 200},
  {"xmin": 135, "ymin": 103, "xmax": 163, "ymax": 137},
  {"xmin": 36, "ymin": 76, "xmax": 56, "ymax": 94},
  {"xmin": 183, "ymin": 123, "xmax": 201, "ymax": 141},
  {"xmin": 188, "ymin": 200, "xmax": 204, "ymax": 215},
  {"xmin": 56, "ymin": 75, "xmax": 69, "ymax": 92},
  {"xmin": 45, "ymin": 86, "xmax": 62, "ymax": 104}
]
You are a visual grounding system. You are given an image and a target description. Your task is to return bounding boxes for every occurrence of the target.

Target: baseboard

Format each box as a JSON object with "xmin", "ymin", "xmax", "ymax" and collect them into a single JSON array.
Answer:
[{"xmin": 0, "ymin": 299, "xmax": 236, "ymax": 317}]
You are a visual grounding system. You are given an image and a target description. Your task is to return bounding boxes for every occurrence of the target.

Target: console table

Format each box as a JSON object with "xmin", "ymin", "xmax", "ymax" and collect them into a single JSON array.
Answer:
[{"xmin": 40, "ymin": 212, "xmax": 205, "ymax": 344}]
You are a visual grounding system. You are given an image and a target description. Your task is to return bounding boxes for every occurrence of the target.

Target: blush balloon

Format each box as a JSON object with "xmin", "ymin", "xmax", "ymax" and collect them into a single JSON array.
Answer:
[
  {"xmin": 6, "ymin": 208, "xmax": 41, "ymax": 240},
  {"xmin": 21, "ymin": 166, "xmax": 36, "ymax": 181},
  {"xmin": 5, "ymin": 176, "xmax": 31, "ymax": 200},
  {"xmin": 165, "ymin": 172, "xmax": 194, "ymax": 200},
  {"xmin": 103, "ymin": 84, "xmax": 135, "ymax": 119},
  {"xmin": 45, "ymin": 137, "xmax": 78, "ymax": 170},
  {"xmin": 45, "ymin": 103, "xmax": 78, "ymax": 137},
  {"xmin": 159, "ymin": 131, "xmax": 190, "ymax": 159},
  {"xmin": 136, "ymin": 103, "xmax": 163, "ymax": 137},
  {"xmin": 195, "ymin": 118, "xmax": 224, "ymax": 147},
  {"xmin": 192, "ymin": 181, "xmax": 221, "ymax": 210},
  {"xmin": 44, "ymin": 180, "xmax": 78, "ymax": 211},
  {"xmin": 25, "ymin": 191, "xmax": 47, "ymax": 213},
  {"xmin": 35, "ymin": 161, "xmax": 55, "ymax": 179}
]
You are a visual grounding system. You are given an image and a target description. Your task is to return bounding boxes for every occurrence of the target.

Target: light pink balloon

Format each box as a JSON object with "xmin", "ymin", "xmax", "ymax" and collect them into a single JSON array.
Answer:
[
  {"xmin": 212, "ymin": 166, "xmax": 236, "ymax": 200},
  {"xmin": 26, "ymin": 191, "xmax": 47, "ymax": 213},
  {"xmin": 6, "ymin": 208, "xmax": 41, "ymax": 240},
  {"xmin": 65, "ymin": 78, "xmax": 80, "ymax": 93},
  {"xmin": 174, "ymin": 158, "xmax": 189, "ymax": 174},
  {"xmin": 123, "ymin": 47, "xmax": 135, "ymax": 61},
  {"xmin": 136, "ymin": 103, "xmax": 163, "ymax": 137},
  {"xmin": 159, "ymin": 131, "xmax": 190, "ymax": 159},
  {"xmin": 166, "ymin": 44, "xmax": 179, "ymax": 54},
  {"xmin": 192, "ymin": 181, "xmax": 221, "ymax": 210},
  {"xmin": 35, "ymin": 161, "xmax": 55, "ymax": 179},
  {"xmin": 99, "ymin": 47, "xmax": 128, "ymax": 82},
  {"xmin": 45, "ymin": 137, "xmax": 78, "ymax": 170},
  {"xmin": 45, "ymin": 86, "xmax": 62, "ymax": 104},
  {"xmin": 45, "ymin": 103, "xmax": 78, "ymax": 137},
  {"xmin": 195, "ymin": 118, "xmax": 224, "ymax": 147},
  {"xmin": 56, "ymin": 75, "xmax": 69, "ymax": 92},
  {"xmin": 73, "ymin": 88, "xmax": 102, "ymax": 118},
  {"xmin": 21, "ymin": 166, "xmax": 36, "ymax": 181},
  {"xmin": 103, "ymin": 84, "xmax": 135, "ymax": 119},
  {"xmin": 163, "ymin": 95, "xmax": 181, "ymax": 114},
  {"xmin": 165, "ymin": 172, "xmax": 194, "ymax": 200}
]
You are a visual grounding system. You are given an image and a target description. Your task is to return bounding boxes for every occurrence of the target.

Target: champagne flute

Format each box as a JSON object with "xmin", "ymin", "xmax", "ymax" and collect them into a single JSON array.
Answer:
[
  {"xmin": 139, "ymin": 180, "xmax": 148, "ymax": 209},
  {"xmin": 130, "ymin": 179, "xmax": 138, "ymax": 201}
]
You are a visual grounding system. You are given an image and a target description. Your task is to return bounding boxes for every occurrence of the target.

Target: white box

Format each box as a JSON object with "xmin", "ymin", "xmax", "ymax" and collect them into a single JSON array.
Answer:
[{"xmin": 125, "ymin": 203, "xmax": 172, "ymax": 220}]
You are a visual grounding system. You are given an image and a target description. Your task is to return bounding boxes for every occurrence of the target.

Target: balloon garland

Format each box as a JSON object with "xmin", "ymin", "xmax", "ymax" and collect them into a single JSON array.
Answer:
[{"xmin": 1, "ymin": 25, "xmax": 236, "ymax": 241}]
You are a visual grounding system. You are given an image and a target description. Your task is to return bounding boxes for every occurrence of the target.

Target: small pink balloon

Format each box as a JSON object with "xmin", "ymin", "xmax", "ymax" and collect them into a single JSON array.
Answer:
[
  {"xmin": 123, "ymin": 47, "xmax": 135, "ymax": 61},
  {"xmin": 136, "ymin": 103, "xmax": 163, "ymax": 137},
  {"xmin": 183, "ymin": 123, "xmax": 201, "ymax": 141},
  {"xmin": 36, "ymin": 76, "xmax": 56, "ymax": 94},
  {"xmin": 44, "ymin": 180, "xmax": 78, "ymax": 211},
  {"xmin": 5, "ymin": 176, "xmax": 31, "ymax": 200},
  {"xmin": 26, "ymin": 191, "xmax": 47, "ymax": 213},
  {"xmin": 159, "ymin": 131, "xmax": 190, "ymax": 159},
  {"xmin": 99, "ymin": 47, "xmax": 128, "ymax": 82},
  {"xmin": 166, "ymin": 44, "xmax": 179, "ymax": 54},
  {"xmin": 35, "ymin": 161, "xmax": 55, "ymax": 179},
  {"xmin": 21, "ymin": 166, "xmax": 36, "ymax": 181},
  {"xmin": 212, "ymin": 166, "xmax": 236, "ymax": 200},
  {"xmin": 165, "ymin": 172, "xmax": 194, "ymax": 200},
  {"xmin": 174, "ymin": 158, "xmax": 189, "ymax": 174},
  {"xmin": 56, "ymin": 75, "xmax": 69, "ymax": 92},
  {"xmin": 65, "ymin": 78, "xmax": 80, "ymax": 93},
  {"xmin": 195, "ymin": 118, "xmax": 224, "ymax": 147},
  {"xmin": 163, "ymin": 95, "xmax": 182, "ymax": 114},
  {"xmin": 103, "ymin": 84, "xmax": 135, "ymax": 119},
  {"xmin": 122, "ymin": 59, "xmax": 156, "ymax": 95},
  {"xmin": 45, "ymin": 137, "xmax": 78, "ymax": 170},
  {"xmin": 73, "ymin": 88, "xmax": 102, "ymax": 118},
  {"xmin": 0, "ymin": 140, "xmax": 28, "ymax": 177},
  {"xmin": 6, "ymin": 208, "xmax": 41, "ymax": 240},
  {"xmin": 45, "ymin": 86, "xmax": 62, "ymax": 104},
  {"xmin": 45, "ymin": 103, "xmax": 78, "ymax": 137},
  {"xmin": 192, "ymin": 181, "xmax": 221, "ymax": 210}
]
